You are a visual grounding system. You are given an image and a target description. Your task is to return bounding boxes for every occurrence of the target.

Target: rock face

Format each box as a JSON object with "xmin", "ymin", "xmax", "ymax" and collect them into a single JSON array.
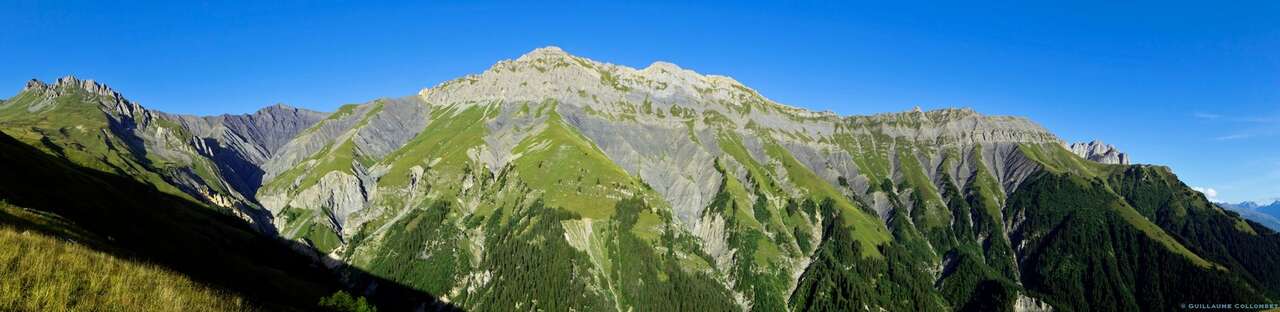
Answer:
[
  {"xmin": 164, "ymin": 104, "xmax": 328, "ymax": 200},
  {"xmin": 1068, "ymin": 140, "xmax": 1129, "ymax": 164},
  {"xmin": 1, "ymin": 75, "xmax": 328, "ymax": 232},
  {"xmin": 248, "ymin": 46, "xmax": 1093, "ymax": 310},
  {"xmin": 5, "ymin": 48, "xmax": 1276, "ymax": 311},
  {"xmin": 405, "ymin": 46, "xmax": 1061, "ymax": 227}
]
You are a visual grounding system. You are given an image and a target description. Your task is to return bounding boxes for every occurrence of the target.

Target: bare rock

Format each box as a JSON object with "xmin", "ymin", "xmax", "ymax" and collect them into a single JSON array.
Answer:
[{"xmin": 1068, "ymin": 140, "xmax": 1129, "ymax": 165}]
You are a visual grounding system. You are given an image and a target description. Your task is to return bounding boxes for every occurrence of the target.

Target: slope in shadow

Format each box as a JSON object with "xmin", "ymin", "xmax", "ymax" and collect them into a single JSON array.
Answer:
[
  {"xmin": 0, "ymin": 131, "xmax": 460, "ymax": 311},
  {"xmin": 201, "ymin": 136, "xmax": 267, "ymax": 205}
]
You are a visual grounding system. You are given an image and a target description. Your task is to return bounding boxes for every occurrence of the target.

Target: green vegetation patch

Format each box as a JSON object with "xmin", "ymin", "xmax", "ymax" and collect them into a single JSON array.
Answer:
[
  {"xmin": 510, "ymin": 101, "xmax": 640, "ymax": 219},
  {"xmin": 363, "ymin": 201, "xmax": 468, "ymax": 295},
  {"xmin": 378, "ymin": 103, "xmax": 493, "ymax": 190},
  {"xmin": 0, "ymin": 223, "xmax": 254, "ymax": 312},
  {"xmin": 1007, "ymin": 172, "xmax": 1269, "ymax": 310},
  {"xmin": 762, "ymin": 141, "xmax": 889, "ymax": 257}
]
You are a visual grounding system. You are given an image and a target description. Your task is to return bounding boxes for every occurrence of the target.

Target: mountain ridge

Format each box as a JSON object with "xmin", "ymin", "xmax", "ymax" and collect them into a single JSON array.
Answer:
[
  {"xmin": 2, "ymin": 75, "xmax": 328, "ymax": 229},
  {"xmin": 1219, "ymin": 200, "xmax": 1280, "ymax": 231},
  {"xmin": 2, "ymin": 46, "xmax": 1276, "ymax": 311}
]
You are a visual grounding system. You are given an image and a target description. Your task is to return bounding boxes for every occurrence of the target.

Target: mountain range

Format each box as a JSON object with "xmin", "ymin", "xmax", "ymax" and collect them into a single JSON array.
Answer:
[
  {"xmin": 1, "ymin": 46, "xmax": 1277, "ymax": 311},
  {"xmin": 1220, "ymin": 201, "xmax": 1280, "ymax": 231}
]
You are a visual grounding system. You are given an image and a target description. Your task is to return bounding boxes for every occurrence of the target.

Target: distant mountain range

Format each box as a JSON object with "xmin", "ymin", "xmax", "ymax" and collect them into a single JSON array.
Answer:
[
  {"xmin": 1219, "ymin": 201, "xmax": 1280, "ymax": 231},
  {"xmin": 1, "ymin": 46, "xmax": 1277, "ymax": 311}
]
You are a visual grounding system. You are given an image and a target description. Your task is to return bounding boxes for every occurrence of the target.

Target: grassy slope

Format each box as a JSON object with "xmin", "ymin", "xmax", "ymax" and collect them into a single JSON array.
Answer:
[
  {"xmin": 782, "ymin": 137, "xmax": 1276, "ymax": 311},
  {"xmin": 0, "ymin": 203, "xmax": 253, "ymax": 312},
  {"xmin": 341, "ymin": 100, "xmax": 741, "ymax": 310},
  {"xmin": 511, "ymin": 101, "xmax": 645, "ymax": 219},
  {"xmin": 0, "ymin": 88, "xmax": 234, "ymax": 204},
  {"xmin": 1008, "ymin": 169, "xmax": 1270, "ymax": 311},
  {"xmin": 263, "ymin": 101, "xmax": 388, "ymax": 253},
  {"xmin": 1018, "ymin": 144, "xmax": 1212, "ymax": 265},
  {"xmin": 377, "ymin": 103, "xmax": 489, "ymax": 190},
  {"xmin": 0, "ymin": 89, "xmax": 189, "ymax": 198},
  {"xmin": 285, "ymin": 101, "xmax": 385, "ymax": 196},
  {"xmin": 761, "ymin": 141, "xmax": 890, "ymax": 257},
  {"xmin": 341, "ymin": 103, "xmax": 494, "ymax": 274},
  {"xmin": 0, "ymin": 130, "xmax": 348, "ymax": 310},
  {"xmin": 1105, "ymin": 165, "xmax": 1280, "ymax": 298}
]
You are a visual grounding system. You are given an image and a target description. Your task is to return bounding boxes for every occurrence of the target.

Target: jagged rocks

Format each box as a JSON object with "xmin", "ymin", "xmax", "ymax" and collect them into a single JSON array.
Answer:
[
  {"xmin": 1015, "ymin": 294, "xmax": 1055, "ymax": 312},
  {"xmin": 288, "ymin": 171, "xmax": 373, "ymax": 235},
  {"xmin": 1068, "ymin": 140, "xmax": 1129, "ymax": 165},
  {"xmin": 5, "ymin": 76, "xmax": 333, "ymax": 231}
]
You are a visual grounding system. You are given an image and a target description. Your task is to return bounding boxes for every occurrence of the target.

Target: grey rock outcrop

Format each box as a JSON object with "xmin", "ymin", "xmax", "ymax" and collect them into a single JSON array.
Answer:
[
  {"xmin": 407, "ymin": 47, "xmax": 1063, "ymax": 231},
  {"xmin": 172, "ymin": 104, "xmax": 329, "ymax": 162},
  {"xmin": 351, "ymin": 97, "xmax": 431, "ymax": 161},
  {"xmin": 1014, "ymin": 294, "xmax": 1055, "ymax": 312},
  {"xmin": 1068, "ymin": 140, "xmax": 1129, "ymax": 165},
  {"xmin": 164, "ymin": 103, "xmax": 328, "ymax": 200},
  {"xmin": 286, "ymin": 171, "xmax": 371, "ymax": 236},
  {"xmin": 254, "ymin": 96, "xmax": 430, "ymax": 237}
]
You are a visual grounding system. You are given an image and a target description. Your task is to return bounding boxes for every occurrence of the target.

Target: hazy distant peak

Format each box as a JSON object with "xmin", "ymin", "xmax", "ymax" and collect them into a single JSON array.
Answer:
[{"xmin": 255, "ymin": 102, "xmax": 325, "ymax": 116}]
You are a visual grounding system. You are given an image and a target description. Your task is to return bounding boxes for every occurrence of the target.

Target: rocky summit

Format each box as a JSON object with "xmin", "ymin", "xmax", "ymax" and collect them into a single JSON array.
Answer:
[
  {"xmin": 1, "ymin": 47, "xmax": 1277, "ymax": 311},
  {"xmin": 1068, "ymin": 140, "xmax": 1129, "ymax": 165}
]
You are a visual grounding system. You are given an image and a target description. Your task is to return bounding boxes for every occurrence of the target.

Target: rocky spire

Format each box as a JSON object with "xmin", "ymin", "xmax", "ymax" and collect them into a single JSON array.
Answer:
[
  {"xmin": 23, "ymin": 79, "xmax": 46, "ymax": 91},
  {"xmin": 17, "ymin": 75, "xmax": 156, "ymax": 127},
  {"xmin": 1068, "ymin": 140, "xmax": 1130, "ymax": 165},
  {"xmin": 54, "ymin": 76, "xmax": 125, "ymax": 99},
  {"xmin": 22, "ymin": 75, "xmax": 129, "ymax": 101}
]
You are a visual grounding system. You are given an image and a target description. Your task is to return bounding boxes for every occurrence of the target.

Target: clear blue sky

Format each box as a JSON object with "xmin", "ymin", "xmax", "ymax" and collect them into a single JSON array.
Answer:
[{"xmin": 2, "ymin": 1, "xmax": 1278, "ymax": 203}]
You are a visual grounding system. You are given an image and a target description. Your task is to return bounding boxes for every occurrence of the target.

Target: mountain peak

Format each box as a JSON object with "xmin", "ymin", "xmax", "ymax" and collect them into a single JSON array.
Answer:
[
  {"xmin": 420, "ymin": 46, "xmax": 772, "ymax": 108},
  {"xmin": 643, "ymin": 61, "xmax": 683, "ymax": 72},
  {"xmin": 529, "ymin": 45, "xmax": 566, "ymax": 54},
  {"xmin": 23, "ymin": 79, "xmax": 45, "ymax": 91},
  {"xmin": 515, "ymin": 45, "xmax": 572, "ymax": 62},
  {"xmin": 259, "ymin": 102, "xmax": 300, "ymax": 113},
  {"xmin": 23, "ymin": 75, "xmax": 127, "ymax": 101},
  {"xmin": 1069, "ymin": 140, "xmax": 1130, "ymax": 165},
  {"xmin": 250, "ymin": 102, "xmax": 326, "ymax": 119}
]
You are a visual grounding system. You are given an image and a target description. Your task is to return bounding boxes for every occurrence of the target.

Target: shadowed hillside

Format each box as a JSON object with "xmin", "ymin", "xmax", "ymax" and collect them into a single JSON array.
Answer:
[{"xmin": 0, "ymin": 131, "xmax": 457, "ymax": 311}]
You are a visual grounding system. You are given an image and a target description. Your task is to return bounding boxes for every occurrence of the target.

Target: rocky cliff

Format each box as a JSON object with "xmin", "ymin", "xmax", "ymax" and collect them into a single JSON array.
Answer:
[
  {"xmin": 246, "ymin": 47, "xmax": 1275, "ymax": 311},
  {"xmin": 164, "ymin": 103, "xmax": 328, "ymax": 202},
  {"xmin": 1068, "ymin": 140, "xmax": 1129, "ymax": 164},
  {"xmin": 1, "ymin": 76, "xmax": 328, "ymax": 230}
]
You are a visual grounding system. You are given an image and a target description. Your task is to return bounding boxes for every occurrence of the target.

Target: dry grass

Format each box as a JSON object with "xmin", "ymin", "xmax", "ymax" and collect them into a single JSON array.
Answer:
[{"xmin": 0, "ymin": 225, "xmax": 255, "ymax": 311}]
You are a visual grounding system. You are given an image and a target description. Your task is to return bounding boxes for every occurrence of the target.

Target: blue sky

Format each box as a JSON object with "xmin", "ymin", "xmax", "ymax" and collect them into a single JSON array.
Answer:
[{"xmin": 2, "ymin": 1, "xmax": 1278, "ymax": 203}]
